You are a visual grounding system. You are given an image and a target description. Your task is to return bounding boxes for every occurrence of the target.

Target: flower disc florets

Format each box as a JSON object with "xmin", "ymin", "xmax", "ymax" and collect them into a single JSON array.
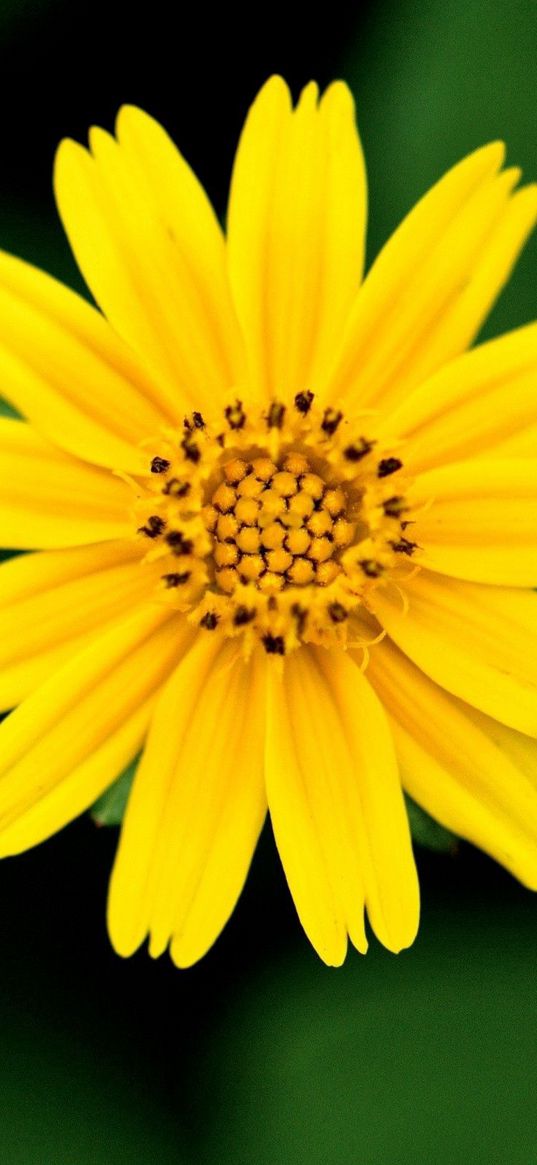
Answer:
[{"xmin": 134, "ymin": 393, "xmax": 417, "ymax": 656}]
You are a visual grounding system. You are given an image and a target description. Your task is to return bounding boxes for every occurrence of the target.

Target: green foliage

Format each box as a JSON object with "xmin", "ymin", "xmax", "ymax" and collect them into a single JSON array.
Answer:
[
  {"xmin": 344, "ymin": 0, "xmax": 537, "ymax": 336},
  {"xmin": 91, "ymin": 759, "xmax": 138, "ymax": 826},
  {"xmin": 0, "ymin": 398, "xmax": 20, "ymax": 419},
  {"xmin": 0, "ymin": 0, "xmax": 55, "ymax": 28},
  {"xmin": 405, "ymin": 795, "xmax": 457, "ymax": 852},
  {"xmin": 200, "ymin": 882, "xmax": 537, "ymax": 1165}
]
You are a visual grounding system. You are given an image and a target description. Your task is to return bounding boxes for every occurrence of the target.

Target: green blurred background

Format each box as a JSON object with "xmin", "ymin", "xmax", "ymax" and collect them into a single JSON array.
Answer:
[{"xmin": 0, "ymin": 1, "xmax": 537, "ymax": 1161}]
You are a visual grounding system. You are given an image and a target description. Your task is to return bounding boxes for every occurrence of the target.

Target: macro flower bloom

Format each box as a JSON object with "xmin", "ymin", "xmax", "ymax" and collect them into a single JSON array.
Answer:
[{"xmin": 0, "ymin": 75, "xmax": 537, "ymax": 968}]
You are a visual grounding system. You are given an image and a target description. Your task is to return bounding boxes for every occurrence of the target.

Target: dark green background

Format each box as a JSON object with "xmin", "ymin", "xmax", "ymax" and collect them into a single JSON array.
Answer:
[{"xmin": 0, "ymin": 1, "xmax": 536, "ymax": 1161}]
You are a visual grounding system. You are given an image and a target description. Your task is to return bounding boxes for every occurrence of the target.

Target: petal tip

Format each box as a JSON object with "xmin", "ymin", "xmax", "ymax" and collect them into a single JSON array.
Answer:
[
  {"xmin": 53, "ymin": 136, "xmax": 84, "ymax": 174},
  {"xmin": 107, "ymin": 919, "xmax": 143, "ymax": 960},
  {"xmin": 115, "ymin": 102, "xmax": 161, "ymax": 142},
  {"xmin": 252, "ymin": 74, "xmax": 292, "ymax": 115},
  {"xmin": 320, "ymin": 79, "xmax": 356, "ymax": 117},
  {"xmin": 297, "ymin": 79, "xmax": 320, "ymax": 110}
]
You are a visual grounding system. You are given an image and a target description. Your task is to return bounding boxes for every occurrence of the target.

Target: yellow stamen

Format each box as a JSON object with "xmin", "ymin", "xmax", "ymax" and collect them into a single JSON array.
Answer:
[
  {"xmin": 287, "ymin": 558, "xmax": 316, "ymax": 585},
  {"xmin": 224, "ymin": 458, "xmax": 249, "ymax": 484},
  {"xmin": 323, "ymin": 488, "xmax": 346, "ymax": 516},
  {"xmin": 236, "ymin": 526, "xmax": 261, "ymax": 553},
  {"xmin": 272, "ymin": 470, "xmax": 298, "ymax": 497},
  {"xmin": 261, "ymin": 522, "xmax": 286, "ymax": 549},
  {"xmin": 239, "ymin": 555, "xmax": 265, "ymax": 582},
  {"xmin": 283, "ymin": 452, "xmax": 310, "ymax": 475},
  {"xmin": 288, "ymin": 491, "xmax": 315, "ymax": 520},
  {"xmin": 300, "ymin": 473, "xmax": 324, "ymax": 500},
  {"xmin": 308, "ymin": 510, "xmax": 333, "ymax": 537},
  {"xmin": 216, "ymin": 567, "xmax": 239, "ymax": 593},
  {"xmin": 216, "ymin": 513, "xmax": 239, "ymax": 540},
  {"xmin": 214, "ymin": 542, "xmax": 239, "ymax": 568},
  {"xmin": 237, "ymin": 473, "xmax": 265, "ymax": 498},
  {"xmin": 285, "ymin": 528, "xmax": 311, "ymax": 555},
  {"xmin": 251, "ymin": 457, "xmax": 277, "ymax": 480},
  {"xmin": 309, "ymin": 537, "xmax": 334, "ymax": 563},
  {"xmin": 266, "ymin": 548, "xmax": 293, "ymax": 573},
  {"xmin": 212, "ymin": 482, "xmax": 236, "ymax": 512},
  {"xmin": 235, "ymin": 497, "xmax": 260, "ymax": 524}
]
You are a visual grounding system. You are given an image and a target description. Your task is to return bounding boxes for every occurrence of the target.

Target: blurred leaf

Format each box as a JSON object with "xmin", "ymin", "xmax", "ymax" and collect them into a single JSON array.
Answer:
[
  {"xmin": 405, "ymin": 796, "xmax": 457, "ymax": 852},
  {"xmin": 200, "ymin": 870, "xmax": 537, "ymax": 1165},
  {"xmin": 0, "ymin": 969, "xmax": 190, "ymax": 1165},
  {"xmin": 0, "ymin": 200, "xmax": 87, "ymax": 293},
  {"xmin": 0, "ymin": 398, "xmax": 21, "ymax": 419},
  {"xmin": 91, "ymin": 759, "xmax": 137, "ymax": 827},
  {"xmin": 345, "ymin": 0, "xmax": 537, "ymax": 336},
  {"xmin": 0, "ymin": 0, "xmax": 63, "ymax": 30},
  {"xmin": 0, "ymin": 549, "xmax": 23, "ymax": 564}
]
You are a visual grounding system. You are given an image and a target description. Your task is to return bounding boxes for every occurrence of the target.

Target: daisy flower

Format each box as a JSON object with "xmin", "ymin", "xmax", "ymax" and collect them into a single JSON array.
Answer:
[{"xmin": 0, "ymin": 76, "xmax": 536, "ymax": 968}]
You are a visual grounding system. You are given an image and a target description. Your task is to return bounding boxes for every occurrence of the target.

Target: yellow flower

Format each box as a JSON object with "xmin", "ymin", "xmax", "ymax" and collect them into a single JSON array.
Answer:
[{"xmin": 0, "ymin": 75, "xmax": 536, "ymax": 968}]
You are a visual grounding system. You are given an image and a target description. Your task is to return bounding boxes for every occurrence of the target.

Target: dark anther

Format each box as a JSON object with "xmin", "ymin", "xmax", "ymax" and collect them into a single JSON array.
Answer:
[
  {"xmin": 233, "ymin": 605, "xmax": 256, "ymax": 626},
  {"xmin": 321, "ymin": 408, "xmax": 343, "ymax": 436},
  {"xmin": 290, "ymin": 603, "xmax": 308, "ymax": 637},
  {"xmin": 262, "ymin": 634, "xmax": 285, "ymax": 655},
  {"xmin": 328, "ymin": 601, "xmax": 348, "ymax": 623},
  {"xmin": 359, "ymin": 559, "xmax": 382, "ymax": 578},
  {"xmin": 294, "ymin": 390, "xmax": 314, "ymax": 414},
  {"xmin": 200, "ymin": 611, "xmax": 219, "ymax": 630},
  {"xmin": 224, "ymin": 399, "xmax": 246, "ymax": 430},
  {"xmin": 390, "ymin": 538, "xmax": 419, "ymax": 557},
  {"xmin": 382, "ymin": 496, "xmax": 408, "ymax": 518},
  {"xmin": 162, "ymin": 571, "xmax": 191, "ymax": 587},
  {"xmin": 378, "ymin": 457, "xmax": 403, "ymax": 478},
  {"xmin": 216, "ymin": 433, "xmax": 226, "ymax": 448},
  {"xmin": 344, "ymin": 437, "xmax": 375, "ymax": 462},
  {"xmin": 162, "ymin": 478, "xmax": 191, "ymax": 498},
  {"xmin": 184, "ymin": 411, "xmax": 205, "ymax": 431},
  {"xmin": 138, "ymin": 515, "xmax": 165, "ymax": 538},
  {"xmin": 165, "ymin": 530, "xmax": 193, "ymax": 555},
  {"xmin": 180, "ymin": 434, "xmax": 201, "ymax": 463},
  {"xmin": 150, "ymin": 456, "xmax": 170, "ymax": 474},
  {"xmin": 267, "ymin": 402, "xmax": 286, "ymax": 429}
]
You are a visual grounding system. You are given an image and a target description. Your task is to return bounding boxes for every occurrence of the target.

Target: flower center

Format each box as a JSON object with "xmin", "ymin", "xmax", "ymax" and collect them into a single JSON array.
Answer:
[
  {"xmin": 204, "ymin": 452, "xmax": 355, "ymax": 596},
  {"xmin": 132, "ymin": 394, "xmax": 418, "ymax": 656}
]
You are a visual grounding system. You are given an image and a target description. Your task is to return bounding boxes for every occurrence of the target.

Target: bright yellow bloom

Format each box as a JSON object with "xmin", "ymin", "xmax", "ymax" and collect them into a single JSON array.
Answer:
[{"xmin": 0, "ymin": 76, "xmax": 537, "ymax": 968}]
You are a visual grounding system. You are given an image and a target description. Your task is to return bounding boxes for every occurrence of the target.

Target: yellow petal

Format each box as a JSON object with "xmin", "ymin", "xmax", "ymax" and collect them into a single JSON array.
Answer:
[
  {"xmin": 54, "ymin": 108, "xmax": 244, "ymax": 413},
  {"xmin": 483, "ymin": 423, "xmax": 537, "ymax": 458},
  {"xmin": 409, "ymin": 458, "xmax": 537, "ymax": 585},
  {"xmin": 0, "ymin": 538, "xmax": 139, "ymax": 603},
  {"xmin": 227, "ymin": 76, "xmax": 367, "ymax": 400},
  {"xmin": 368, "ymin": 571, "xmax": 537, "ymax": 736},
  {"xmin": 0, "ymin": 418, "xmax": 131, "ymax": 548},
  {"xmin": 0, "ymin": 606, "xmax": 191, "ymax": 856},
  {"xmin": 108, "ymin": 636, "xmax": 266, "ymax": 967},
  {"xmin": 379, "ymin": 322, "xmax": 537, "ymax": 469},
  {"xmin": 367, "ymin": 638, "xmax": 537, "ymax": 889},
  {"xmin": 0, "ymin": 249, "xmax": 170, "ymax": 472},
  {"xmin": 323, "ymin": 144, "xmax": 537, "ymax": 413},
  {"xmin": 266, "ymin": 646, "xmax": 419, "ymax": 963},
  {"xmin": 0, "ymin": 541, "xmax": 157, "ymax": 708}
]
